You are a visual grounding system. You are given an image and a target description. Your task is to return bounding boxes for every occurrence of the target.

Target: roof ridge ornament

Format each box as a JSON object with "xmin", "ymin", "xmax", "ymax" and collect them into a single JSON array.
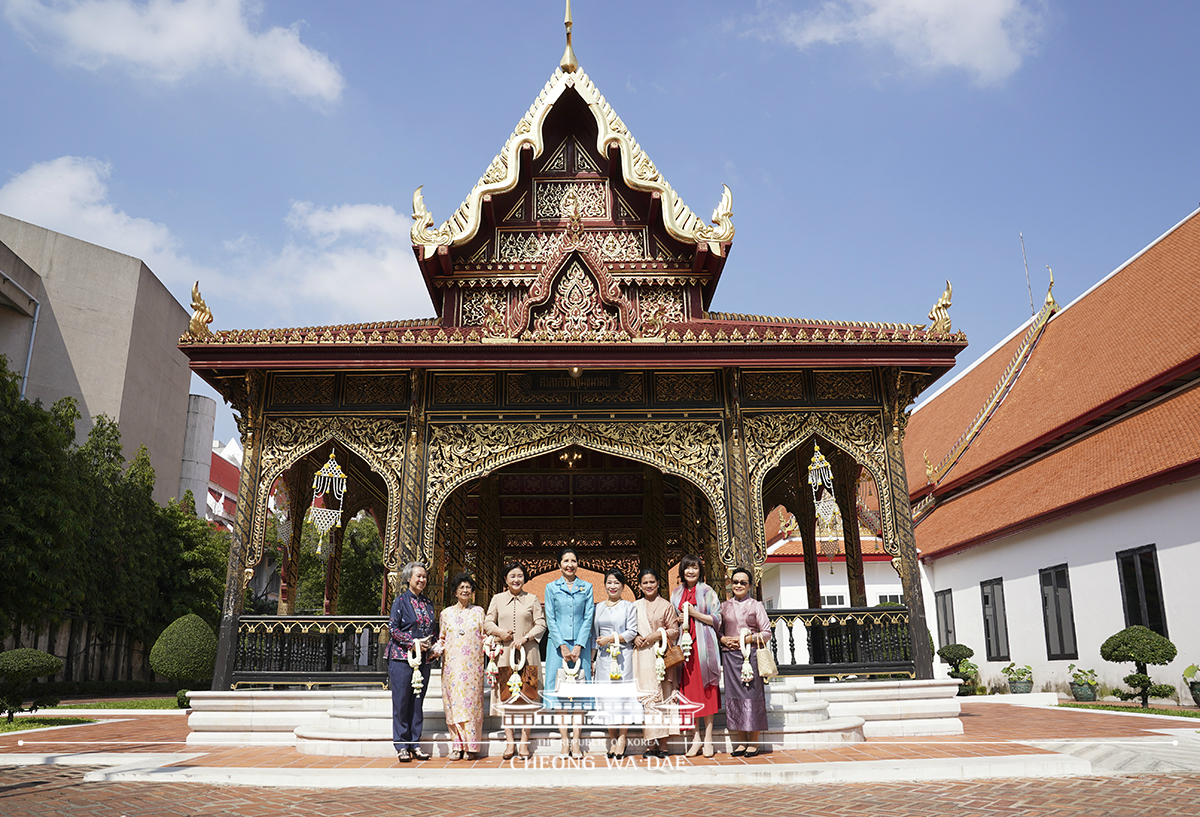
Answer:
[
  {"xmin": 927, "ymin": 280, "xmax": 952, "ymax": 335},
  {"xmin": 560, "ymin": 0, "xmax": 578, "ymax": 72}
]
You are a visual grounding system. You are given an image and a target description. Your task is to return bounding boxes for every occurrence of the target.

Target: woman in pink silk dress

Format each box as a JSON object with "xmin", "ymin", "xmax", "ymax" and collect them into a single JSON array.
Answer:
[{"xmin": 438, "ymin": 572, "xmax": 486, "ymax": 760}]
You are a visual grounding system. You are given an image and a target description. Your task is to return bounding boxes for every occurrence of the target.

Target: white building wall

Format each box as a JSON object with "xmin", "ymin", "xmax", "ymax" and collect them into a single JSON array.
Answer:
[
  {"xmin": 762, "ymin": 561, "xmax": 904, "ymax": 609},
  {"xmin": 923, "ymin": 475, "xmax": 1200, "ymax": 697}
]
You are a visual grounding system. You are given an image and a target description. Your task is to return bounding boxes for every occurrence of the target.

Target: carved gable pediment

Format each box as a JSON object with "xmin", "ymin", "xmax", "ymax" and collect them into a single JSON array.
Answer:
[{"xmin": 411, "ymin": 67, "xmax": 735, "ymax": 321}]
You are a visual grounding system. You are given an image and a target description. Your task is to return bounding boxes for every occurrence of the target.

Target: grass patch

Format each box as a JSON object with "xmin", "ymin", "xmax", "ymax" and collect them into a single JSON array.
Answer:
[
  {"xmin": 0, "ymin": 717, "xmax": 95, "ymax": 734},
  {"xmin": 1058, "ymin": 702, "xmax": 1200, "ymax": 718},
  {"xmin": 51, "ymin": 698, "xmax": 177, "ymax": 710}
]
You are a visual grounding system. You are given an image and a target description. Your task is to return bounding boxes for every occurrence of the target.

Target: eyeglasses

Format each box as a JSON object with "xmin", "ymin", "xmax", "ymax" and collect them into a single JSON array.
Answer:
[{"xmin": 731, "ymin": 580, "xmax": 749, "ymax": 586}]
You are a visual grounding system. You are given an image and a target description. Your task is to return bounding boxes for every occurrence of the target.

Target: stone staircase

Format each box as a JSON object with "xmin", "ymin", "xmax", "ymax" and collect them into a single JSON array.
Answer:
[{"xmin": 190, "ymin": 675, "xmax": 963, "ymax": 757}]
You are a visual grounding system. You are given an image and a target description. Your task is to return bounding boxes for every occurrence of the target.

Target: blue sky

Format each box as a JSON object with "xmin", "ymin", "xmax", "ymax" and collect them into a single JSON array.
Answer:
[{"xmin": 2, "ymin": 1, "xmax": 1198, "ymax": 447}]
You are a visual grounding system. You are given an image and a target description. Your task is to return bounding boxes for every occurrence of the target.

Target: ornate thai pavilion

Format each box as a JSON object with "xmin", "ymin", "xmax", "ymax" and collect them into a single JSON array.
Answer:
[{"xmin": 180, "ymin": 11, "xmax": 966, "ymax": 688}]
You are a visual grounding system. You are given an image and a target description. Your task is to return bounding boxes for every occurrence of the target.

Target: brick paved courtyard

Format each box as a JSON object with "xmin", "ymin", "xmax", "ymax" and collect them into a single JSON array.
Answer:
[{"xmin": 3, "ymin": 764, "xmax": 1200, "ymax": 816}]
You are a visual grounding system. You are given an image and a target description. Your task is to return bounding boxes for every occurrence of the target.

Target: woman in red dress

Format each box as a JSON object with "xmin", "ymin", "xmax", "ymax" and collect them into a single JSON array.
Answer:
[{"xmin": 671, "ymin": 554, "xmax": 722, "ymax": 757}]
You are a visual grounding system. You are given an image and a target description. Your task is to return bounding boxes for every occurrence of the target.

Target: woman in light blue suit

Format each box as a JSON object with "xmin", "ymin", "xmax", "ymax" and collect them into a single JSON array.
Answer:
[{"xmin": 543, "ymin": 545, "xmax": 594, "ymax": 757}]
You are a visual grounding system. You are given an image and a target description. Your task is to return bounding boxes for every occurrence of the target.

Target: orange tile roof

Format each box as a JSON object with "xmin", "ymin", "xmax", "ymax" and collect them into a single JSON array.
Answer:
[
  {"xmin": 914, "ymin": 384, "xmax": 1200, "ymax": 559},
  {"xmin": 914, "ymin": 210, "xmax": 1200, "ymax": 492}
]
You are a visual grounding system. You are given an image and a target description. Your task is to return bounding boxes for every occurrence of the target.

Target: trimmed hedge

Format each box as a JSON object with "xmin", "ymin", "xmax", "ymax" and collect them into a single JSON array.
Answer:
[
  {"xmin": 0, "ymin": 648, "xmax": 65, "ymax": 722},
  {"xmin": 149, "ymin": 614, "xmax": 217, "ymax": 683},
  {"xmin": 1100, "ymin": 625, "xmax": 1177, "ymax": 709}
]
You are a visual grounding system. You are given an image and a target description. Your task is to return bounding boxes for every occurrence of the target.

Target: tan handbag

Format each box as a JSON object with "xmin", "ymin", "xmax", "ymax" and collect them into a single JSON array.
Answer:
[
  {"xmin": 497, "ymin": 664, "xmax": 540, "ymax": 703},
  {"xmin": 756, "ymin": 643, "xmax": 779, "ymax": 680},
  {"xmin": 662, "ymin": 642, "xmax": 686, "ymax": 671}
]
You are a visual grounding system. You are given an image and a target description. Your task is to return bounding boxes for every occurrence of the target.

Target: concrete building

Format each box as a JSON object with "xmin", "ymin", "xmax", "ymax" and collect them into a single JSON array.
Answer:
[
  {"xmin": 0, "ymin": 213, "xmax": 192, "ymax": 506},
  {"xmin": 904, "ymin": 206, "xmax": 1200, "ymax": 696}
]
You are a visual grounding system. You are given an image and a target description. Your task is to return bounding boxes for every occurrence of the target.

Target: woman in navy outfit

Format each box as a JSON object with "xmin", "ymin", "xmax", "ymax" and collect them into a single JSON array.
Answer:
[{"xmin": 387, "ymin": 560, "xmax": 441, "ymax": 763}]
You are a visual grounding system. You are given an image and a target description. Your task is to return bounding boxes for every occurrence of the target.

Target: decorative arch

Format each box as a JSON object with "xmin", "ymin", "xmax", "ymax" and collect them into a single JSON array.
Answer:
[
  {"xmin": 422, "ymin": 419, "xmax": 731, "ymax": 569},
  {"xmin": 742, "ymin": 411, "xmax": 897, "ymax": 570},
  {"xmin": 247, "ymin": 416, "xmax": 407, "ymax": 589}
]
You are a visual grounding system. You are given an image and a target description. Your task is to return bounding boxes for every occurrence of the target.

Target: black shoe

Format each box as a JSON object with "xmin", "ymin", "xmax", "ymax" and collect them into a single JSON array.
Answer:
[
  {"xmin": 412, "ymin": 748, "xmax": 431, "ymax": 761},
  {"xmin": 654, "ymin": 748, "xmax": 669, "ymax": 759},
  {"xmin": 642, "ymin": 748, "xmax": 657, "ymax": 759},
  {"xmin": 396, "ymin": 749, "xmax": 412, "ymax": 763}
]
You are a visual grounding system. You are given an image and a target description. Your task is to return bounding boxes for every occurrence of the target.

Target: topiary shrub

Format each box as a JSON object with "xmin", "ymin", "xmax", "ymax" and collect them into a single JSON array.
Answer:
[
  {"xmin": 176, "ymin": 689, "xmax": 192, "ymax": 709},
  {"xmin": 0, "ymin": 648, "xmax": 65, "ymax": 722},
  {"xmin": 1100, "ymin": 625, "xmax": 1177, "ymax": 709},
  {"xmin": 936, "ymin": 644, "xmax": 978, "ymax": 695},
  {"xmin": 150, "ymin": 614, "xmax": 217, "ymax": 684}
]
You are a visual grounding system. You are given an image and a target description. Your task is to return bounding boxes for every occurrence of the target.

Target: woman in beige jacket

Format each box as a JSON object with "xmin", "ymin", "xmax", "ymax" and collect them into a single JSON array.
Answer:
[{"xmin": 484, "ymin": 560, "xmax": 546, "ymax": 759}]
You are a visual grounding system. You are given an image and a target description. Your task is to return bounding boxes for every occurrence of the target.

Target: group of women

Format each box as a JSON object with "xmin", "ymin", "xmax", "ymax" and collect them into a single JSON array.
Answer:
[{"xmin": 387, "ymin": 548, "xmax": 773, "ymax": 763}]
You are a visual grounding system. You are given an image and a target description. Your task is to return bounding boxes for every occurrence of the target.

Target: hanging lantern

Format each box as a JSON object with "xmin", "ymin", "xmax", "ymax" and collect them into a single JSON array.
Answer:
[
  {"xmin": 808, "ymin": 444, "xmax": 843, "ymax": 575},
  {"xmin": 305, "ymin": 449, "xmax": 347, "ymax": 558}
]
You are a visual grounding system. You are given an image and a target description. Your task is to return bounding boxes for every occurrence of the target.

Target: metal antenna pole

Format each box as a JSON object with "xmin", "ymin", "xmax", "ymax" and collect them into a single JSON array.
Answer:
[{"xmin": 1020, "ymin": 232, "xmax": 1034, "ymax": 316}]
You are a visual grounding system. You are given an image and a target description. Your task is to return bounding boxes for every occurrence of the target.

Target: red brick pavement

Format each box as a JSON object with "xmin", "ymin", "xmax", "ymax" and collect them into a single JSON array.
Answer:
[
  {"xmin": 2, "ymin": 765, "xmax": 1200, "ymax": 816},
  {"xmin": 2, "ymin": 702, "xmax": 1192, "ymax": 771}
]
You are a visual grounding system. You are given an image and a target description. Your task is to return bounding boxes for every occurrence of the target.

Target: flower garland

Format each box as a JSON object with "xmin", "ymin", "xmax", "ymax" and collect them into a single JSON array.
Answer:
[
  {"xmin": 739, "ymin": 628, "xmax": 754, "ymax": 686},
  {"xmin": 483, "ymin": 636, "xmax": 501, "ymax": 687},
  {"xmin": 607, "ymin": 636, "xmax": 623, "ymax": 680},
  {"xmin": 407, "ymin": 639, "xmax": 424, "ymax": 693},
  {"xmin": 506, "ymin": 644, "xmax": 526, "ymax": 698},
  {"xmin": 654, "ymin": 628, "xmax": 668, "ymax": 682},
  {"xmin": 678, "ymin": 603, "xmax": 693, "ymax": 661}
]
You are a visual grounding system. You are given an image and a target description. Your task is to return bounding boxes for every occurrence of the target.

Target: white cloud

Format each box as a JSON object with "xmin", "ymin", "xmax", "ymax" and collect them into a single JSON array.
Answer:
[
  {"xmin": 247, "ymin": 200, "xmax": 431, "ymax": 324},
  {"xmin": 0, "ymin": 155, "xmax": 211, "ymax": 286},
  {"xmin": 0, "ymin": 156, "xmax": 431, "ymax": 327},
  {"xmin": 4, "ymin": 0, "xmax": 344, "ymax": 105},
  {"xmin": 750, "ymin": 0, "xmax": 1045, "ymax": 86}
]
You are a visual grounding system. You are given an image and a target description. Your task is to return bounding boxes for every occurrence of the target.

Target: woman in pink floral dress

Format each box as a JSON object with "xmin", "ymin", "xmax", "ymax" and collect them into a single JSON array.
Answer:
[{"xmin": 438, "ymin": 572, "xmax": 486, "ymax": 760}]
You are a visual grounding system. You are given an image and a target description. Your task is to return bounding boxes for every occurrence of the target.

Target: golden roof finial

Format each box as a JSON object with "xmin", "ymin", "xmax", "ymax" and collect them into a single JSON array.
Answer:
[
  {"xmin": 1044, "ymin": 266, "xmax": 1059, "ymax": 311},
  {"xmin": 560, "ymin": 0, "xmax": 578, "ymax": 72}
]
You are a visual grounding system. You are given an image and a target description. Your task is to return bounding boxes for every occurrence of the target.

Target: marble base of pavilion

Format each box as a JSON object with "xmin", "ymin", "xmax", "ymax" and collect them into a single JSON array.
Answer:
[{"xmin": 186, "ymin": 678, "xmax": 962, "ymax": 757}]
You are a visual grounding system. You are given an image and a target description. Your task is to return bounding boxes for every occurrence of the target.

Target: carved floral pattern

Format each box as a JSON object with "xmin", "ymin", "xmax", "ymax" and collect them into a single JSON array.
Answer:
[
  {"xmin": 526, "ymin": 261, "xmax": 619, "ymax": 341},
  {"xmin": 534, "ymin": 180, "xmax": 608, "ymax": 220},
  {"xmin": 423, "ymin": 420, "xmax": 731, "ymax": 567},
  {"xmin": 742, "ymin": 411, "xmax": 897, "ymax": 566}
]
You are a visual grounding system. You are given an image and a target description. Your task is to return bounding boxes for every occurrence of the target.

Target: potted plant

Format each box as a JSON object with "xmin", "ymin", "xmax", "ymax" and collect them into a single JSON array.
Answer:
[
  {"xmin": 937, "ymin": 644, "xmax": 979, "ymax": 696},
  {"xmin": 1067, "ymin": 663, "xmax": 1099, "ymax": 702},
  {"xmin": 1001, "ymin": 663, "xmax": 1034, "ymax": 694},
  {"xmin": 1100, "ymin": 625, "xmax": 1177, "ymax": 709},
  {"xmin": 1184, "ymin": 664, "xmax": 1199, "ymax": 708}
]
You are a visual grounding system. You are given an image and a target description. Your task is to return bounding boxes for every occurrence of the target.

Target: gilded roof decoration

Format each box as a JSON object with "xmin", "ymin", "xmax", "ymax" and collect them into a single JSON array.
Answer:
[
  {"xmin": 410, "ymin": 68, "xmax": 734, "ymax": 257},
  {"xmin": 180, "ymin": 317, "xmax": 966, "ymax": 347}
]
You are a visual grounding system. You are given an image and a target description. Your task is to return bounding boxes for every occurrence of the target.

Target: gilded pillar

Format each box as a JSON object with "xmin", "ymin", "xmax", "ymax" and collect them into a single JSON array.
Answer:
[
  {"xmin": 722, "ymin": 368, "xmax": 757, "ymax": 584},
  {"xmin": 392, "ymin": 370, "xmax": 428, "ymax": 607},
  {"xmin": 435, "ymin": 485, "xmax": 469, "ymax": 609},
  {"xmin": 212, "ymin": 370, "xmax": 265, "ymax": 690},
  {"xmin": 678, "ymin": 480, "xmax": 700, "ymax": 557},
  {"xmin": 832, "ymin": 449, "xmax": 868, "ymax": 608},
  {"xmin": 641, "ymin": 465, "xmax": 669, "ymax": 583},
  {"xmin": 794, "ymin": 442, "xmax": 822, "ymax": 609},
  {"xmin": 883, "ymin": 369, "xmax": 933, "ymax": 679}
]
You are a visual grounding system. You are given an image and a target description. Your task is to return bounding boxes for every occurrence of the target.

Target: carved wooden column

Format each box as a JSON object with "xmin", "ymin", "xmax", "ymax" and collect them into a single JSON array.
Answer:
[
  {"xmin": 794, "ymin": 441, "xmax": 822, "ymax": 609},
  {"xmin": 212, "ymin": 370, "xmax": 265, "ymax": 690},
  {"xmin": 434, "ymin": 485, "xmax": 469, "ymax": 609},
  {"xmin": 831, "ymin": 448, "xmax": 868, "ymax": 608},
  {"xmin": 678, "ymin": 480, "xmax": 700, "ymax": 557},
  {"xmin": 722, "ymin": 368, "xmax": 756, "ymax": 584},
  {"xmin": 641, "ymin": 465, "xmax": 669, "ymax": 583},
  {"xmin": 276, "ymin": 466, "xmax": 306, "ymax": 615},
  {"xmin": 883, "ymin": 369, "xmax": 933, "ymax": 679},
  {"xmin": 477, "ymin": 474, "xmax": 503, "ymax": 597},
  {"xmin": 391, "ymin": 370, "xmax": 428, "ymax": 610}
]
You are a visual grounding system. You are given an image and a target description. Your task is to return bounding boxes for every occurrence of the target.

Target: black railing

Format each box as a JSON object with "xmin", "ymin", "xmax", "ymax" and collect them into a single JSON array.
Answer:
[
  {"xmin": 231, "ymin": 616, "xmax": 390, "ymax": 688},
  {"xmin": 766, "ymin": 607, "xmax": 914, "ymax": 678}
]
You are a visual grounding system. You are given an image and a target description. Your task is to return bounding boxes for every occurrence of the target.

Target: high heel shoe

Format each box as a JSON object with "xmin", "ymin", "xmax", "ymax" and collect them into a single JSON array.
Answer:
[
  {"xmin": 614, "ymin": 735, "xmax": 626, "ymax": 757},
  {"xmin": 502, "ymin": 743, "xmax": 515, "ymax": 760},
  {"xmin": 702, "ymin": 740, "xmax": 714, "ymax": 758},
  {"xmin": 685, "ymin": 734, "xmax": 702, "ymax": 757},
  {"xmin": 517, "ymin": 741, "xmax": 531, "ymax": 759},
  {"xmin": 570, "ymin": 736, "xmax": 582, "ymax": 757}
]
